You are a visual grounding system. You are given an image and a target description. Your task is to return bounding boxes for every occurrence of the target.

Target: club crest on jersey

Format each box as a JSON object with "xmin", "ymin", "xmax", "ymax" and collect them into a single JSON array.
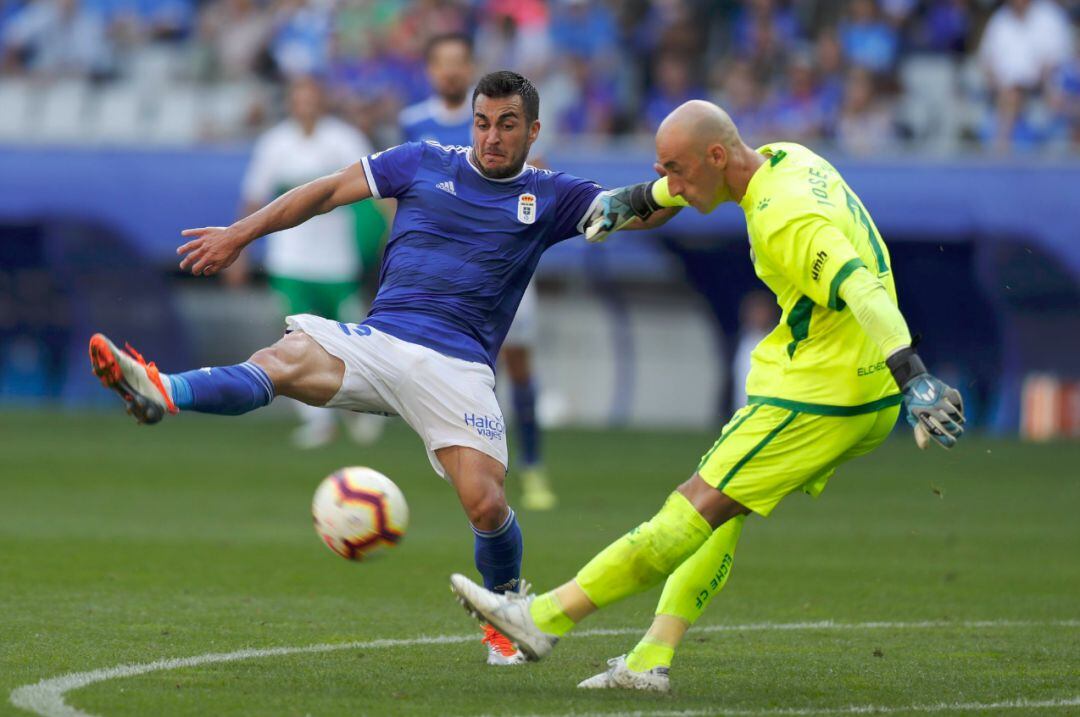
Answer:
[{"xmin": 517, "ymin": 193, "xmax": 537, "ymax": 224}]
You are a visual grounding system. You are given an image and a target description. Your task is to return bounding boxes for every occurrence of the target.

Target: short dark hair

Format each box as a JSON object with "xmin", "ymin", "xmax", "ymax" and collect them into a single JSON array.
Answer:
[
  {"xmin": 471, "ymin": 71, "xmax": 540, "ymax": 124},
  {"xmin": 425, "ymin": 33, "xmax": 473, "ymax": 63}
]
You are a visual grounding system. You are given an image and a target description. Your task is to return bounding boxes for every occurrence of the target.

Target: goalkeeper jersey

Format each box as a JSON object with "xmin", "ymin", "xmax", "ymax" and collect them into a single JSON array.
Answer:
[{"xmin": 738, "ymin": 142, "xmax": 902, "ymax": 414}]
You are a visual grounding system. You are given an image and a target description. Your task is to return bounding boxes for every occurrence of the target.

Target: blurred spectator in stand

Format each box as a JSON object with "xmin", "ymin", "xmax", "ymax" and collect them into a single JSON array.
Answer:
[
  {"xmin": 1048, "ymin": 28, "xmax": 1080, "ymax": 147},
  {"xmin": 106, "ymin": 0, "xmax": 194, "ymax": 53},
  {"xmin": 141, "ymin": 0, "xmax": 194, "ymax": 42},
  {"xmin": 711, "ymin": 59, "xmax": 767, "ymax": 145},
  {"xmin": 654, "ymin": 0, "xmax": 705, "ymax": 59},
  {"xmin": 545, "ymin": 0, "xmax": 618, "ymax": 136},
  {"xmin": 551, "ymin": 53, "xmax": 616, "ymax": 136},
  {"xmin": 270, "ymin": 0, "xmax": 333, "ymax": 79},
  {"xmin": 793, "ymin": 0, "xmax": 851, "ymax": 30},
  {"xmin": 768, "ymin": 53, "xmax": 828, "ymax": 143},
  {"xmin": 879, "ymin": 0, "xmax": 917, "ymax": 31},
  {"xmin": 194, "ymin": 0, "xmax": 270, "ymax": 81},
  {"xmin": 393, "ymin": 0, "xmax": 468, "ymax": 49},
  {"xmin": 840, "ymin": 0, "xmax": 900, "ymax": 75},
  {"xmin": 731, "ymin": 0, "xmax": 800, "ymax": 60},
  {"xmin": 815, "ymin": 28, "xmax": 847, "ymax": 134},
  {"xmin": 380, "ymin": 0, "xmax": 468, "ymax": 112},
  {"xmin": 4, "ymin": 0, "xmax": 1075, "ymax": 154},
  {"xmin": 375, "ymin": 1, "xmax": 435, "ymax": 107},
  {"xmin": 334, "ymin": 0, "xmax": 389, "ymax": 53},
  {"xmin": 473, "ymin": 3, "xmax": 552, "ymax": 150},
  {"xmin": 740, "ymin": 10, "xmax": 790, "ymax": 86},
  {"xmin": 610, "ymin": 0, "xmax": 662, "ymax": 125},
  {"xmin": 609, "ymin": 0, "xmax": 702, "ymax": 134},
  {"xmin": 549, "ymin": 0, "xmax": 616, "ymax": 63},
  {"xmin": 0, "ymin": 0, "xmax": 27, "ymax": 37},
  {"xmin": 643, "ymin": 51, "xmax": 702, "ymax": 132},
  {"xmin": 908, "ymin": 0, "xmax": 972, "ymax": 55},
  {"xmin": 836, "ymin": 66, "xmax": 898, "ymax": 155},
  {"xmin": 614, "ymin": 0, "xmax": 660, "ymax": 60},
  {"xmin": 977, "ymin": 0, "xmax": 1074, "ymax": 151},
  {"xmin": 327, "ymin": 62, "xmax": 390, "ymax": 145},
  {"xmin": 328, "ymin": 20, "xmax": 425, "ymax": 147},
  {"xmin": 474, "ymin": 0, "xmax": 550, "ymax": 79},
  {"xmin": 1, "ymin": 0, "xmax": 112, "ymax": 78}
]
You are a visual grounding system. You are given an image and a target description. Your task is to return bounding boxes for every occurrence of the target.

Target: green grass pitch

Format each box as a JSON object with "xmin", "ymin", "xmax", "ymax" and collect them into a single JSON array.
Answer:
[{"xmin": 1, "ymin": 411, "xmax": 1078, "ymax": 716}]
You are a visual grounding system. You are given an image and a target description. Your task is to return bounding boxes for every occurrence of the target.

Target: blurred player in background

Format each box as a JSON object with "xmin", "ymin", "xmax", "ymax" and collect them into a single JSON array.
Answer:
[
  {"xmin": 732, "ymin": 290, "xmax": 778, "ymax": 412},
  {"xmin": 232, "ymin": 75, "xmax": 387, "ymax": 448},
  {"xmin": 401, "ymin": 33, "xmax": 556, "ymax": 511},
  {"xmin": 400, "ymin": 33, "xmax": 474, "ymax": 146},
  {"xmin": 89, "ymin": 71, "xmax": 679, "ymax": 666},
  {"xmin": 451, "ymin": 100, "xmax": 966, "ymax": 690}
]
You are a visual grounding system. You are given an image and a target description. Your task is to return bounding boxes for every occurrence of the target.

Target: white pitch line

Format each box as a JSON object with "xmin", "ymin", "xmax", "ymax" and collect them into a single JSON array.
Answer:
[
  {"xmin": 9, "ymin": 619, "xmax": 1079, "ymax": 717},
  {"xmin": 504, "ymin": 696, "xmax": 1080, "ymax": 717}
]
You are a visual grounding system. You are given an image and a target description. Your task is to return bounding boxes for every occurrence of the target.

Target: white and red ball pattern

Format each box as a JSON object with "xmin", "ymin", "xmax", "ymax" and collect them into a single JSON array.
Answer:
[{"xmin": 312, "ymin": 467, "xmax": 409, "ymax": 561}]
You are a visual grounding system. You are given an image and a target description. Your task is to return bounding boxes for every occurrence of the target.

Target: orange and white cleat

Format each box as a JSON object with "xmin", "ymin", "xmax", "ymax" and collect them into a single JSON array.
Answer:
[
  {"xmin": 481, "ymin": 623, "xmax": 526, "ymax": 666},
  {"xmin": 451, "ymin": 573, "xmax": 557, "ymax": 662},
  {"xmin": 88, "ymin": 333, "xmax": 178, "ymax": 424}
]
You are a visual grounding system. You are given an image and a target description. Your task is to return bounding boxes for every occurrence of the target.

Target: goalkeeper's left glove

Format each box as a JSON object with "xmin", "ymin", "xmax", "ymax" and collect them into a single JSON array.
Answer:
[
  {"xmin": 887, "ymin": 347, "xmax": 965, "ymax": 450},
  {"xmin": 584, "ymin": 181, "xmax": 664, "ymax": 242}
]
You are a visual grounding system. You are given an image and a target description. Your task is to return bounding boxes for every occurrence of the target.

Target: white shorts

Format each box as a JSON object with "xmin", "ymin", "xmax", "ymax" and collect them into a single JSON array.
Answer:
[
  {"xmin": 503, "ymin": 280, "xmax": 538, "ymax": 348},
  {"xmin": 285, "ymin": 314, "xmax": 508, "ymax": 480}
]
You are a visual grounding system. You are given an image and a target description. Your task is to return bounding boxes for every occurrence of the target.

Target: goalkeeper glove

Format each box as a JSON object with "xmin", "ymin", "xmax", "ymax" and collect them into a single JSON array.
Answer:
[
  {"xmin": 584, "ymin": 181, "xmax": 664, "ymax": 242},
  {"xmin": 887, "ymin": 347, "xmax": 965, "ymax": 450}
]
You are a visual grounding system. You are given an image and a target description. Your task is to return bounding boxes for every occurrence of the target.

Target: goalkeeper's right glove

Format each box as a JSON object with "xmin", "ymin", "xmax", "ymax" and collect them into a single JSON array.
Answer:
[
  {"xmin": 584, "ymin": 181, "xmax": 664, "ymax": 242},
  {"xmin": 887, "ymin": 347, "xmax": 965, "ymax": 449}
]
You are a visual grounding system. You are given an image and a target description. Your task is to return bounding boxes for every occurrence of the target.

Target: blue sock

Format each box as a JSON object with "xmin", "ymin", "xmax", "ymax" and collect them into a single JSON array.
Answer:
[
  {"xmin": 165, "ymin": 362, "xmax": 274, "ymax": 415},
  {"xmin": 473, "ymin": 508, "xmax": 523, "ymax": 593},
  {"xmin": 511, "ymin": 380, "xmax": 541, "ymax": 467}
]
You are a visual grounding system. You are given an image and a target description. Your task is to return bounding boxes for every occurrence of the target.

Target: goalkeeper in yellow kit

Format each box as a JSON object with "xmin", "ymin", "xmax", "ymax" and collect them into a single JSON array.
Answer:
[{"xmin": 449, "ymin": 100, "xmax": 965, "ymax": 691}]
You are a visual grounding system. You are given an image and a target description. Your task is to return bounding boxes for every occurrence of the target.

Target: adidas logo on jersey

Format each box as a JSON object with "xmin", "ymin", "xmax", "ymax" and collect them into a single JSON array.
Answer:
[{"xmin": 436, "ymin": 180, "xmax": 456, "ymax": 196}]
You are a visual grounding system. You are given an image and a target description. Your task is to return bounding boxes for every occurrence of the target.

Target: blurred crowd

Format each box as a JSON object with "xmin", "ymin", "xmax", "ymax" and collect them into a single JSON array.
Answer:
[{"xmin": 1, "ymin": 0, "xmax": 1079, "ymax": 153}]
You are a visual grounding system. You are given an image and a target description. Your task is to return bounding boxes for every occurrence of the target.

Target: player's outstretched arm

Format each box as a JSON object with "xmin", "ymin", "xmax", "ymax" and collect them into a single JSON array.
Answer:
[
  {"xmin": 584, "ymin": 175, "xmax": 687, "ymax": 242},
  {"xmin": 177, "ymin": 162, "xmax": 373, "ymax": 276},
  {"xmin": 838, "ymin": 268, "xmax": 965, "ymax": 449}
]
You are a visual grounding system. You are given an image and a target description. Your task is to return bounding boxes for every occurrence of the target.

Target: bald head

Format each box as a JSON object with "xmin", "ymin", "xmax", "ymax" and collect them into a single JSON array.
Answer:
[
  {"xmin": 657, "ymin": 100, "xmax": 741, "ymax": 153},
  {"xmin": 654, "ymin": 100, "xmax": 752, "ymax": 213}
]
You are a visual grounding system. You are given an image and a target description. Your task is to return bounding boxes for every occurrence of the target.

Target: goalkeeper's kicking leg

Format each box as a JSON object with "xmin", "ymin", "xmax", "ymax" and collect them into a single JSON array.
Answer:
[
  {"xmin": 89, "ymin": 330, "xmax": 341, "ymax": 422},
  {"xmin": 449, "ymin": 473, "xmax": 749, "ymax": 663},
  {"xmin": 576, "ymin": 514, "xmax": 746, "ymax": 692}
]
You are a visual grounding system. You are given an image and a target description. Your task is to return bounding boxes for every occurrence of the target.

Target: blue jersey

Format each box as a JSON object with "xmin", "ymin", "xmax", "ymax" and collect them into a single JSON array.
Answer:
[
  {"xmin": 399, "ymin": 98, "xmax": 473, "ymax": 146},
  {"xmin": 360, "ymin": 141, "xmax": 602, "ymax": 368}
]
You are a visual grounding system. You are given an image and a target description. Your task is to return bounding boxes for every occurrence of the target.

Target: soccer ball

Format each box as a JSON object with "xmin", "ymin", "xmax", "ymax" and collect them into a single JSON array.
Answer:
[{"xmin": 312, "ymin": 467, "xmax": 409, "ymax": 561}]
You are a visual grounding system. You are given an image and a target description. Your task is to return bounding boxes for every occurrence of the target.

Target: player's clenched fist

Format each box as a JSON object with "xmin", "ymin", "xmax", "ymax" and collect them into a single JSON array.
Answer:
[
  {"xmin": 887, "ymin": 347, "xmax": 965, "ymax": 449},
  {"xmin": 583, "ymin": 165, "xmax": 678, "ymax": 243},
  {"xmin": 177, "ymin": 226, "xmax": 248, "ymax": 276},
  {"xmin": 584, "ymin": 182, "xmax": 658, "ymax": 242}
]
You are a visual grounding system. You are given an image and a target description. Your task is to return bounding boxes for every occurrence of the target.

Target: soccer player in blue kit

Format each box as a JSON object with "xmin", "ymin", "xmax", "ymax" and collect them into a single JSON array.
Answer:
[
  {"xmin": 403, "ymin": 36, "xmax": 557, "ymax": 511},
  {"xmin": 401, "ymin": 34, "xmax": 559, "ymax": 511},
  {"xmin": 88, "ymin": 71, "xmax": 681, "ymax": 665}
]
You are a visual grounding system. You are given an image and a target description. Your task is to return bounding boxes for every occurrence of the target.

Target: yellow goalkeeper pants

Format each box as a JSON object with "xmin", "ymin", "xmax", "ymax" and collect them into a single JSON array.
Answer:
[{"xmin": 697, "ymin": 402, "xmax": 901, "ymax": 516}]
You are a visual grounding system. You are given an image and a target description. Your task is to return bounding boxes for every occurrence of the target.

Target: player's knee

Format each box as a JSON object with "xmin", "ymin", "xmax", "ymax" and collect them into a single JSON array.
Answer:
[
  {"xmin": 678, "ymin": 473, "xmax": 750, "ymax": 528},
  {"xmin": 464, "ymin": 488, "xmax": 508, "ymax": 531},
  {"xmin": 249, "ymin": 334, "xmax": 309, "ymax": 390}
]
